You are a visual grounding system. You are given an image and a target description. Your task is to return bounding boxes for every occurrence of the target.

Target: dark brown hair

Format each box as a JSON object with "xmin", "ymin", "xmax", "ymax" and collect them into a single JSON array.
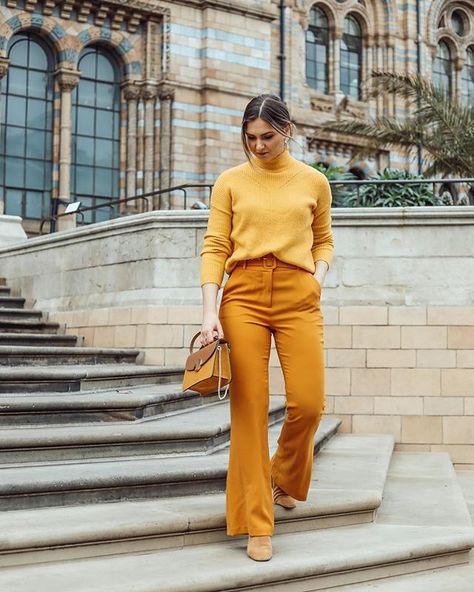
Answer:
[{"xmin": 241, "ymin": 94, "xmax": 296, "ymax": 162}]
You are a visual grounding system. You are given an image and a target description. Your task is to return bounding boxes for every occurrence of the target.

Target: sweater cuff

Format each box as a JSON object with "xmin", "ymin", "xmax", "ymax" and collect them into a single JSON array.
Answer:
[
  {"xmin": 200, "ymin": 254, "xmax": 226, "ymax": 288},
  {"xmin": 312, "ymin": 247, "xmax": 334, "ymax": 269}
]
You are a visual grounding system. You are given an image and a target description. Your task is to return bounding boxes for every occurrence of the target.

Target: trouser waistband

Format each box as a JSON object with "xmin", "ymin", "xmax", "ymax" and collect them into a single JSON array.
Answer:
[{"xmin": 235, "ymin": 255, "xmax": 299, "ymax": 270}]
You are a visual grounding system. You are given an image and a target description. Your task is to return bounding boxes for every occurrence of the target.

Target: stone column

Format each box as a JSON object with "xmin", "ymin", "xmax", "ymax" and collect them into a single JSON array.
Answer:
[
  {"xmin": 55, "ymin": 67, "xmax": 80, "ymax": 232},
  {"xmin": 454, "ymin": 56, "xmax": 463, "ymax": 102},
  {"xmin": 158, "ymin": 83, "xmax": 175, "ymax": 209},
  {"xmin": 0, "ymin": 57, "xmax": 10, "ymax": 216},
  {"xmin": 122, "ymin": 82, "xmax": 141, "ymax": 200},
  {"xmin": 333, "ymin": 32, "xmax": 341, "ymax": 93},
  {"xmin": 142, "ymin": 82, "xmax": 158, "ymax": 203}
]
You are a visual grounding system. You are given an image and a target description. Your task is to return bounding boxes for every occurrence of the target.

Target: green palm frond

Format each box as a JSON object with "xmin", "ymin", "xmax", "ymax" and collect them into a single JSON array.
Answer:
[{"xmin": 323, "ymin": 71, "xmax": 474, "ymax": 178}]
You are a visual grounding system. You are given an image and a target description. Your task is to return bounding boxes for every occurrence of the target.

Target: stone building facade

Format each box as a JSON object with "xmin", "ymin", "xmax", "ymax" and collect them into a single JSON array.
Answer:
[{"xmin": 0, "ymin": 0, "xmax": 473, "ymax": 234}]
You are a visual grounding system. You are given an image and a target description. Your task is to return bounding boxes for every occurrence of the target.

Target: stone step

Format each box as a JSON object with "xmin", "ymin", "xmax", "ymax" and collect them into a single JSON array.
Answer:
[
  {"xmin": 326, "ymin": 559, "xmax": 474, "ymax": 591},
  {"xmin": 0, "ymin": 296, "xmax": 26, "ymax": 309},
  {"xmin": 0, "ymin": 523, "xmax": 472, "ymax": 592},
  {"xmin": 456, "ymin": 470, "xmax": 474, "ymax": 521},
  {"xmin": 330, "ymin": 455, "xmax": 474, "ymax": 591},
  {"xmin": 0, "ymin": 417, "xmax": 341, "ymax": 510},
  {"xmin": 0, "ymin": 318, "xmax": 62, "ymax": 335},
  {"xmin": 0, "ymin": 286, "xmax": 12, "ymax": 295},
  {"xmin": 375, "ymin": 452, "xmax": 473, "ymax": 528},
  {"xmin": 0, "ymin": 433, "xmax": 394, "ymax": 567},
  {"xmin": 0, "ymin": 396, "xmax": 286, "ymax": 463},
  {"xmin": 0, "ymin": 363, "xmax": 183, "ymax": 393},
  {"xmin": 0, "ymin": 345, "xmax": 143, "ymax": 366},
  {"xmin": 0, "ymin": 308, "xmax": 43, "ymax": 321},
  {"xmin": 0, "ymin": 383, "xmax": 217, "ymax": 426},
  {"xmin": 0, "ymin": 332, "xmax": 79, "ymax": 347}
]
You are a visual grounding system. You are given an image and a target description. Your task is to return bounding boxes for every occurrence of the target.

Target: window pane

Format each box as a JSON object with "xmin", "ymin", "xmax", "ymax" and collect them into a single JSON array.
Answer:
[
  {"xmin": 5, "ymin": 188, "xmax": 23, "ymax": 216},
  {"xmin": 5, "ymin": 157, "xmax": 24, "ymax": 186},
  {"xmin": 5, "ymin": 127, "xmax": 25, "ymax": 157},
  {"xmin": 28, "ymin": 70, "xmax": 48, "ymax": 99},
  {"xmin": 96, "ymin": 83, "xmax": 115, "ymax": 109},
  {"xmin": 95, "ymin": 203, "xmax": 112, "ymax": 222},
  {"xmin": 26, "ymin": 129, "xmax": 46, "ymax": 159},
  {"xmin": 95, "ymin": 139, "xmax": 113, "ymax": 167},
  {"xmin": 28, "ymin": 98, "xmax": 47, "ymax": 129},
  {"xmin": 8, "ymin": 67, "xmax": 27, "ymax": 95},
  {"xmin": 75, "ymin": 136, "xmax": 94, "ymax": 165},
  {"xmin": 25, "ymin": 159, "xmax": 45, "ymax": 189},
  {"xmin": 79, "ymin": 52, "xmax": 96, "ymax": 78},
  {"xmin": 77, "ymin": 106, "xmax": 95, "ymax": 136},
  {"xmin": 25, "ymin": 190, "xmax": 44, "ymax": 219},
  {"xmin": 97, "ymin": 54, "xmax": 115, "ymax": 82},
  {"xmin": 95, "ymin": 167, "xmax": 113, "ymax": 196},
  {"xmin": 29, "ymin": 44, "xmax": 48, "ymax": 70},
  {"xmin": 7, "ymin": 96, "xmax": 26, "ymax": 126},
  {"xmin": 96, "ymin": 109, "xmax": 114, "ymax": 138},
  {"xmin": 9, "ymin": 39, "xmax": 28, "ymax": 67},
  {"xmin": 76, "ymin": 165, "xmax": 94, "ymax": 194},
  {"xmin": 78, "ymin": 80, "xmax": 96, "ymax": 106}
]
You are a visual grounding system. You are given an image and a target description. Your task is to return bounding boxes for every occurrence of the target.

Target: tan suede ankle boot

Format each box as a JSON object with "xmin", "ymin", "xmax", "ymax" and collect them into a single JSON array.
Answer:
[
  {"xmin": 272, "ymin": 478, "xmax": 297, "ymax": 509},
  {"xmin": 247, "ymin": 535, "xmax": 272, "ymax": 561}
]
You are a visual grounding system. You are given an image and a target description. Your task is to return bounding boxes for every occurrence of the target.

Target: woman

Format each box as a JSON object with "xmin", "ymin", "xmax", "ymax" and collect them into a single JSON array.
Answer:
[{"xmin": 199, "ymin": 94, "xmax": 334, "ymax": 562}]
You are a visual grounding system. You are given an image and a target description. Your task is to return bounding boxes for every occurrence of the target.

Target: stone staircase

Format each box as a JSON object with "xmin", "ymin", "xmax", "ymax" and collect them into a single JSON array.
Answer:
[{"xmin": 0, "ymin": 276, "xmax": 473, "ymax": 591}]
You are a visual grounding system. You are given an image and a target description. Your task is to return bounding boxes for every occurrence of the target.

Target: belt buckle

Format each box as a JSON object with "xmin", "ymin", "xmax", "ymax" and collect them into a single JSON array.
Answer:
[{"xmin": 263, "ymin": 256, "xmax": 277, "ymax": 269}]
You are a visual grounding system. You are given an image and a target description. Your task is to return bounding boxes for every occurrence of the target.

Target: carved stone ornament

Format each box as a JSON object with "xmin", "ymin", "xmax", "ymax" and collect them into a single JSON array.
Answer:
[
  {"xmin": 310, "ymin": 96, "xmax": 334, "ymax": 113},
  {"xmin": 107, "ymin": 0, "xmax": 170, "ymax": 17},
  {"xmin": 141, "ymin": 81, "xmax": 159, "ymax": 100},
  {"xmin": 55, "ymin": 68, "xmax": 80, "ymax": 91},
  {"xmin": 122, "ymin": 83, "xmax": 141, "ymax": 101},
  {"xmin": 159, "ymin": 84, "xmax": 175, "ymax": 101},
  {"xmin": 0, "ymin": 57, "xmax": 11, "ymax": 80}
]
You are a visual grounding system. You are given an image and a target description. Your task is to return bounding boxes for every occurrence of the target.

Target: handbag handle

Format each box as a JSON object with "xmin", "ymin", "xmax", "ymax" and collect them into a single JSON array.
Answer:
[{"xmin": 189, "ymin": 331, "xmax": 229, "ymax": 354}]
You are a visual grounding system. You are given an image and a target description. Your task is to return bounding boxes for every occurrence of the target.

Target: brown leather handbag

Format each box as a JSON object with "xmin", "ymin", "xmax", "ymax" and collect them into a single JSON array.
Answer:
[{"xmin": 182, "ymin": 332, "xmax": 231, "ymax": 400}]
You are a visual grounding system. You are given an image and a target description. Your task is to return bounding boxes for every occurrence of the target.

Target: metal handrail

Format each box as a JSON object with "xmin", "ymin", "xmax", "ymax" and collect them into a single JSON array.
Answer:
[{"xmin": 40, "ymin": 183, "xmax": 213, "ymax": 234}]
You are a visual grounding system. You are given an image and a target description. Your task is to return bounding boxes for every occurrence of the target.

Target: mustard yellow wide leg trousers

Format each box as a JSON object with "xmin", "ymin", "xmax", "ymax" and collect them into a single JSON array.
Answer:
[{"xmin": 218, "ymin": 255, "xmax": 325, "ymax": 537}]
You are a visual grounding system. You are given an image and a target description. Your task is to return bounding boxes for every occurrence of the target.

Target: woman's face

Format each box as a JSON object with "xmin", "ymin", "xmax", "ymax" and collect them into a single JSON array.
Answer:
[{"xmin": 245, "ymin": 117, "xmax": 288, "ymax": 161}]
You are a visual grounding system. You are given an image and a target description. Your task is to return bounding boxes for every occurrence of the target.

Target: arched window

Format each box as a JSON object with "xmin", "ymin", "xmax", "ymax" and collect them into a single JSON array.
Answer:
[
  {"xmin": 433, "ymin": 41, "xmax": 452, "ymax": 95},
  {"xmin": 461, "ymin": 47, "xmax": 474, "ymax": 106},
  {"xmin": 71, "ymin": 46, "xmax": 121, "ymax": 223},
  {"xmin": 0, "ymin": 34, "xmax": 53, "ymax": 220},
  {"xmin": 306, "ymin": 6, "xmax": 329, "ymax": 93},
  {"xmin": 340, "ymin": 15, "xmax": 362, "ymax": 100}
]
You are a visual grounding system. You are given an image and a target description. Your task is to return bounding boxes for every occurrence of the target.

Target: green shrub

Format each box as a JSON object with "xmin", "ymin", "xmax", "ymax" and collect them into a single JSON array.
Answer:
[
  {"xmin": 339, "ymin": 169, "xmax": 452, "ymax": 207},
  {"xmin": 310, "ymin": 163, "xmax": 356, "ymax": 207}
]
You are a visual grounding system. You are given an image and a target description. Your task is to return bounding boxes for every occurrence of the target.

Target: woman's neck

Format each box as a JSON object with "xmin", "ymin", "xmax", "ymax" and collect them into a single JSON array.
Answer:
[{"xmin": 251, "ymin": 148, "xmax": 293, "ymax": 172}]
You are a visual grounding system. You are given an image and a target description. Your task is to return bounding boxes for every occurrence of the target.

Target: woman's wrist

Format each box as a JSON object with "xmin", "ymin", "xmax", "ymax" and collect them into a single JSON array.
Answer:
[{"xmin": 314, "ymin": 260, "xmax": 329, "ymax": 286}]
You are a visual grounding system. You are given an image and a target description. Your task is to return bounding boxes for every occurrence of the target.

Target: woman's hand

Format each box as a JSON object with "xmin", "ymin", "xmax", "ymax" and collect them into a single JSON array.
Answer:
[
  {"xmin": 314, "ymin": 260, "xmax": 329, "ymax": 288},
  {"xmin": 201, "ymin": 311, "xmax": 225, "ymax": 346}
]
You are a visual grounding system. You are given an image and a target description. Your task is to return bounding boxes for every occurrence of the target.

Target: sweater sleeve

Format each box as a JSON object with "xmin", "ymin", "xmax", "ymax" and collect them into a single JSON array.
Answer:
[
  {"xmin": 311, "ymin": 174, "xmax": 334, "ymax": 268},
  {"xmin": 200, "ymin": 173, "xmax": 233, "ymax": 287}
]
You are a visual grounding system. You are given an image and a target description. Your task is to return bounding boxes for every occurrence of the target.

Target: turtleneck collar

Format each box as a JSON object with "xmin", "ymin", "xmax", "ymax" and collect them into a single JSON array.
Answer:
[{"xmin": 251, "ymin": 148, "xmax": 294, "ymax": 172}]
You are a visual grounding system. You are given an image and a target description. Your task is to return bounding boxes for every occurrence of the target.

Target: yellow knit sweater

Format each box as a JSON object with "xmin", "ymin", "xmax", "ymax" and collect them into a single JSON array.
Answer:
[{"xmin": 200, "ymin": 148, "xmax": 334, "ymax": 287}]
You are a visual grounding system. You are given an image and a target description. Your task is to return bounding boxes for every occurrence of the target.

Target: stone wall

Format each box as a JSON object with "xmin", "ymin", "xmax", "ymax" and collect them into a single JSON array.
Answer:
[
  {"xmin": 1, "ymin": 207, "xmax": 473, "ymax": 309},
  {"xmin": 1, "ymin": 207, "xmax": 473, "ymax": 469}
]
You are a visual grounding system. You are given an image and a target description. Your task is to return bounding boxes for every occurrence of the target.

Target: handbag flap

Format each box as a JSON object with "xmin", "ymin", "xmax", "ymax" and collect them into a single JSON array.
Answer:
[{"xmin": 185, "ymin": 339, "xmax": 220, "ymax": 371}]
